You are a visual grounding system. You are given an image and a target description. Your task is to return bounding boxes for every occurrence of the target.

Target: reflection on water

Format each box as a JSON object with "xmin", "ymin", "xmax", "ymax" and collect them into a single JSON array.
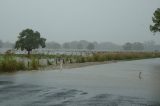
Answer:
[{"xmin": 0, "ymin": 58, "xmax": 160, "ymax": 106}]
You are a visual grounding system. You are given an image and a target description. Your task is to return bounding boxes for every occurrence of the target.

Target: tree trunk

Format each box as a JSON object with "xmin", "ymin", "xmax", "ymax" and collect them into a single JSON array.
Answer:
[{"xmin": 28, "ymin": 50, "xmax": 31, "ymax": 56}]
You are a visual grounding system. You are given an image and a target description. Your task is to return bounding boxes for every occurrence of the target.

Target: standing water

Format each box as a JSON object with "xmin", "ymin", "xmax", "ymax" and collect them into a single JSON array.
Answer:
[{"xmin": 0, "ymin": 58, "xmax": 160, "ymax": 106}]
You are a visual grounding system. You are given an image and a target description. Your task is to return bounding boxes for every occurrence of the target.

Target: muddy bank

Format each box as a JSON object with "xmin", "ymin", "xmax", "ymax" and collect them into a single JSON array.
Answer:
[{"xmin": 40, "ymin": 61, "xmax": 118, "ymax": 71}]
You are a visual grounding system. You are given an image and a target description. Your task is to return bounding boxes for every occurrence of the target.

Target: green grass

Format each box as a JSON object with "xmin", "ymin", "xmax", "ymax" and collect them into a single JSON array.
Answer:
[
  {"xmin": 0, "ymin": 51, "xmax": 160, "ymax": 72},
  {"xmin": 30, "ymin": 58, "xmax": 39, "ymax": 70},
  {"xmin": 0, "ymin": 55, "xmax": 26, "ymax": 72},
  {"xmin": 73, "ymin": 52, "xmax": 160, "ymax": 63}
]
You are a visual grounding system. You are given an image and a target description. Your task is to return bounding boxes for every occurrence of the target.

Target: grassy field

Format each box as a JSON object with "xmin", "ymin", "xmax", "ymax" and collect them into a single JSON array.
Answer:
[{"xmin": 0, "ymin": 52, "xmax": 160, "ymax": 72}]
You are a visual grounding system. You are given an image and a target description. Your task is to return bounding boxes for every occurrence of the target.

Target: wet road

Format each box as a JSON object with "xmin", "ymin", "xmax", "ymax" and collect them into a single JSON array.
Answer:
[{"xmin": 0, "ymin": 58, "xmax": 160, "ymax": 106}]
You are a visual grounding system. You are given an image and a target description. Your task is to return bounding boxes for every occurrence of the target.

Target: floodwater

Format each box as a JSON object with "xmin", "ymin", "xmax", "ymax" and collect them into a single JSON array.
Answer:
[{"xmin": 0, "ymin": 58, "xmax": 160, "ymax": 106}]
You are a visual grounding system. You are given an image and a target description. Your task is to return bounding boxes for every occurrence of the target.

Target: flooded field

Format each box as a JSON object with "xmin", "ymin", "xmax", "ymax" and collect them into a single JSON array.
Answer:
[{"xmin": 0, "ymin": 58, "xmax": 160, "ymax": 106}]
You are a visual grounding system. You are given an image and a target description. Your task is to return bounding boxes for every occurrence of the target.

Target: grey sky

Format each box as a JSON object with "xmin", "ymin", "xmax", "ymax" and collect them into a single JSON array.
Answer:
[{"xmin": 0, "ymin": 0, "xmax": 160, "ymax": 44}]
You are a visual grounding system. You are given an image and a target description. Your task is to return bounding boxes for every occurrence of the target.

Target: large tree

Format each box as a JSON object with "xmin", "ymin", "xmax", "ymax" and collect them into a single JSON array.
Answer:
[
  {"xmin": 15, "ymin": 29, "xmax": 46, "ymax": 55},
  {"xmin": 150, "ymin": 8, "xmax": 160, "ymax": 33}
]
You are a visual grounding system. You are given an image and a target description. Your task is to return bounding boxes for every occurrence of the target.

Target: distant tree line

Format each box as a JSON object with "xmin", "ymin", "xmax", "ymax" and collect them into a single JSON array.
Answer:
[
  {"xmin": 46, "ymin": 40, "xmax": 96, "ymax": 50},
  {"xmin": 45, "ymin": 40, "xmax": 160, "ymax": 51},
  {"xmin": 123, "ymin": 42, "xmax": 144, "ymax": 51},
  {"xmin": 46, "ymin": 40, "xmax": 122, "ymax": 51},
  {"xmin": 0, "ymin": 40, "xmax": 14, "ymax": 48},
  {"xmin": 1, "ymin": 39, "xmax": 160, "ymax": 52}
]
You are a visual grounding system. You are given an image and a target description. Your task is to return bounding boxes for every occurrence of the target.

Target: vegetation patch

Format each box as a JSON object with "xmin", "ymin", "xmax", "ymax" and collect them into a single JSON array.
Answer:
[
  {"xmin": 0, "ymin": 55, "xmax": 26, "ymax": 72},
  {"xmin": 0, "ymin": 52, "xmax": 160, "ymax": 72}
]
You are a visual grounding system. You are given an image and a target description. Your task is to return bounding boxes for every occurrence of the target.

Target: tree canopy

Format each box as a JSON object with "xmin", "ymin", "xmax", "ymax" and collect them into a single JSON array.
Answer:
[
  {"xmin": 15, "ymin": 29, "xmax": 46, "ymax": 55},
  {"xmin": 123, "ymin": 42, "xmax": 144, "ymax": 51},
  {"xmin": 150, "ymin": 8, "xmax": 160, "ymax": 33},
  {"xmin": 87, "ymin": 43, "xmax": 95, "ymax": 50},
  {"xmin": 123, "ymin": 42, "xmax": 132, "ymax": 50}
]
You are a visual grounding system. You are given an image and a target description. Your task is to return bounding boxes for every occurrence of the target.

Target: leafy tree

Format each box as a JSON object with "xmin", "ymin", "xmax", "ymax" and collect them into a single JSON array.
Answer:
[
  {"xmin": 123, "ymin": 42, "xmax": 132, "ymax": 50},
  {"xmin": 87, "ymin": 43, "xmax": 95, "ymax": 50},
  {"xmin": 150, "ymin": 8, "xmax": 160, "ymax": 33},
  {"xmin": 15, "ymin": 29, "xmax": 46, "ymax": 55}
]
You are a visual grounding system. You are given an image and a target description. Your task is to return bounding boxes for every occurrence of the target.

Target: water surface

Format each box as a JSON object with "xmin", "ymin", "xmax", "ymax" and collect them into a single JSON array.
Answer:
[{"xmin": 0, "ymin": 58, "xmax": 160, "ymax": 106}]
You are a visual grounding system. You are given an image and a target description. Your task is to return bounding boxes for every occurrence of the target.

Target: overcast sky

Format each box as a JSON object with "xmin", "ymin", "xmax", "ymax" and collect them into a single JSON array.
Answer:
[{"xmin": 0, "ymin": 0, "xmax": 160, "ymax": 44}]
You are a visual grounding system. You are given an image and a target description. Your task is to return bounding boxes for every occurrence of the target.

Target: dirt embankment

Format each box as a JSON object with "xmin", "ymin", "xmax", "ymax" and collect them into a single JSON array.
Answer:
[{"xmin": 40, "ymin": 60, "xmax": 118, "ymax": 70}]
